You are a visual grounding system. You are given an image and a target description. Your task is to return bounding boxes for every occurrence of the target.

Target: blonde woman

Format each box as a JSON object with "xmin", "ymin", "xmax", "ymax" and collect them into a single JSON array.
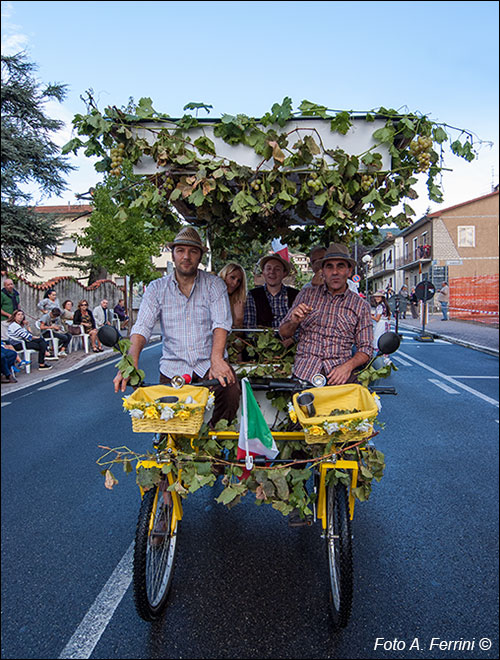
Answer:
[{"xmin": 218, "ymin": 263, "xmax": 247, "ymax": 328}]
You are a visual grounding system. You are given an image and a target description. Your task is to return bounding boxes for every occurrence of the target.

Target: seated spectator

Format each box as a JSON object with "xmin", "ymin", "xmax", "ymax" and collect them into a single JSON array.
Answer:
[
  {"xmin": 113, "ymin": 298, "xmax": 129, "ymax": 329},
  {"xmin": 1, "ymin": 344, "xmax": 19, "ymax": 383},
  {"xmin": 93, "ymin": 299, "xmax": 112, "ymax": 329},
  {"xmin": 73, "ymin": 300, "xmax": 103, "ymax": 352},
  {"xmin": 7, "ymin": 310, "xmax": 53, "ymax": 370},
  {"xmin": 39, "ymin": 308, "xmax": 71, "ymax": 356},
  {"xmin": 218, "ymin": 263, "xmax": 247, "ymax": 328},
  {"xmin": 60, "ymin": 300, "xmax": 82, "ymax": 336},
  {"xmin": 37, "ymin": 289, "xmax": 61, "ymax": 315}
]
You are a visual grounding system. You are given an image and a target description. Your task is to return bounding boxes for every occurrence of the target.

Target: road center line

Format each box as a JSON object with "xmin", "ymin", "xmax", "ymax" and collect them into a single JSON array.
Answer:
[
  {"xmin": 428, "ymin": 378, "xmax": 460, "ymax": 394},
  {"xmin": 37, "ymin": 379, "xmax": 69, "ymax": 391},
  {"xmin": 58, "ymin": 541, "xmax": 134, "ymax": 659},
  {"xmin": 398, "ymin": 351, "xmax": 499, "ymax": 407}
]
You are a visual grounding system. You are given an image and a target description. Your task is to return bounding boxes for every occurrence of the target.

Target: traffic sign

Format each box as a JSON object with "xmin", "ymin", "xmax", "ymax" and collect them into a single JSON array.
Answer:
[
  {"xmin": 415, "ymin": 280, "xmax": 436, "ymax": 301},
  {"xmin": 351, "ymin": 274, "xmax": 361, "ymax": 283}
]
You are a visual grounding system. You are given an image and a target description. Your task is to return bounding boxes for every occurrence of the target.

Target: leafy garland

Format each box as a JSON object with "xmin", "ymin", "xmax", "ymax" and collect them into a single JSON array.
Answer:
[
  {"xmin": 64, "ymin": 95, "xmax": 484, "ymax": 255},
  {"xmin": 98, "ymin": 414, "xmax": 385, "ymax": 518}
]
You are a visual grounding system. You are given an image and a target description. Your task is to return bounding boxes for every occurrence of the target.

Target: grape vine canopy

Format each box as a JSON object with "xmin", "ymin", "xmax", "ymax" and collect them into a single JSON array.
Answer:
[{"xmin": 63, "ymin": 95, "xmax": 484, "ymax": 258}]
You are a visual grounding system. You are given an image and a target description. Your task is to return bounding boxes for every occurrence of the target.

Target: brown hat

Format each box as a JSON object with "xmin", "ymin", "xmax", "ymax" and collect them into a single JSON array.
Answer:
[
  {"xmin": 167, "ymin": 226, "xmax": 208, "ymax": 253},
  {"xmin": 320, "ymin": 243, "xmax": 356, "ymax": 268},
  {"xmin": 259, "ymin": 253, "xmax": 291, "ymax": 276},
  {"xmin": 374, "ymin": 290, "xmax": 386, "ymax": 297}
]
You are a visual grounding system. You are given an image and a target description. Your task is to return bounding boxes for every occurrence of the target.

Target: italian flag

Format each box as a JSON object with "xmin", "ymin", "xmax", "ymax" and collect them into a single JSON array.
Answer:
[{"xmin": 237, "ymin": 378, "xmax": 279, "ymax": 472}]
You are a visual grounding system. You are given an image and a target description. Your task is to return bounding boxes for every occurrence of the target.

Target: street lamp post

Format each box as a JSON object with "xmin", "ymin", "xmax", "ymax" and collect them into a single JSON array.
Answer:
[{"xmin": 362, "ymin": 254, "xmax": 373, "ymax": 298}]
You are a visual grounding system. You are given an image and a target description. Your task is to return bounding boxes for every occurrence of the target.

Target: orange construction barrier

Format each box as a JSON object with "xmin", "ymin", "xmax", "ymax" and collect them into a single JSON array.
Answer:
[{"xmin": 449, "ymin": 275, "xmax": 499, "ymax": 325}]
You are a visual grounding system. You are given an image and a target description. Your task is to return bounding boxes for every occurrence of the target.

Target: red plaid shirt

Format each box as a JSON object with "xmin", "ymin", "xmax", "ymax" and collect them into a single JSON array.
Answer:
[{"xmin": 280, "ymin": 285, "xmax": 373, "ymax": 382}]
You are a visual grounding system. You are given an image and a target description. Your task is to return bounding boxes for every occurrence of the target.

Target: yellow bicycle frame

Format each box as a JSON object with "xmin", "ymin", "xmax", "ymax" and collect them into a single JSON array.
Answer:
[{"xmin": 136, "ymin": 434, "xmax": 184, "ymax": 535}]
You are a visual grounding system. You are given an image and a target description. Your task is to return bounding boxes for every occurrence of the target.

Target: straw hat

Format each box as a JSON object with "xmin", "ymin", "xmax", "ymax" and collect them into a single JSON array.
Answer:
[
  {"xmin": 259, "ymin": 253, "xmax": 291, "ymax": 276},
  {"xmin": 374, "ymin": 290, "xmax": 386, "ymax": 297},
  {"xmin": 320, "ymin": 243, "xmax": 356, "ymax": 268},
  {"xmin": 167, "ymin": 226, "xmax": 208, "ymax": 253}
]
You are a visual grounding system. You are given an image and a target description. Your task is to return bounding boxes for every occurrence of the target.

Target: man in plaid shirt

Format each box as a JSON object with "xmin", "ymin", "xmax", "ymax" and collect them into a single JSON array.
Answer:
[
  {"xmin": 244, "ymin": 253, "xmax": 299, "ymax": 330},
  {"xmin": 279, "ymin": 243, "xmax": 373, "ymax": 385}
]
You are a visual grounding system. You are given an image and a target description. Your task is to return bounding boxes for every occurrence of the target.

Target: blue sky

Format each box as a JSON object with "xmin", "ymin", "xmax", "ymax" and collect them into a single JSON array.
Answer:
[{"xmin": 2, "ymin": 0, "xmax": 499, "ymax": 218}]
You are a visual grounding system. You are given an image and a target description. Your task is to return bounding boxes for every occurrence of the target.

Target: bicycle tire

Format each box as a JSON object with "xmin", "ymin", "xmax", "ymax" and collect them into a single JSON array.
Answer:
[
  {"xmin": 325, "ymin": 482, "xmax": 353, "ymax": 628},
  {"xmin": 133, "ymin": 482, "xmax": 179, "ymax": 621}
]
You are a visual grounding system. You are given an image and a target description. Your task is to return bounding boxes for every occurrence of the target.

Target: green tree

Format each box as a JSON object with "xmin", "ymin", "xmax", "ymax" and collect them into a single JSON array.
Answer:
[{"xmin": 1, "ymin": 52, "xmax": 74, "ymax": 275}]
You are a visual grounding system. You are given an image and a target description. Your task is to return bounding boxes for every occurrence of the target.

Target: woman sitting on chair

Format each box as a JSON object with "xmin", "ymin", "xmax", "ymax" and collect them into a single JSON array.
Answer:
[
  {"xmin": 73, "ymin": 300, "xmax": 103, "ymax": 352},
  {"xmin": 6, "ymin": 310, "xmax": 53, "ymax": 370}
]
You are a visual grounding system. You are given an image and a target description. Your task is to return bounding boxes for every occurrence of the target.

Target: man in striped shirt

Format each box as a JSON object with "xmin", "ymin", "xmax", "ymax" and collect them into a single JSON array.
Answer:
[
  {"xmin": 113, "ymin": 227, "xmax": 240, "ymax": 425},
  {"xmin": 279, "ymin": 243, "xmax": 373, "ymax": 385}
]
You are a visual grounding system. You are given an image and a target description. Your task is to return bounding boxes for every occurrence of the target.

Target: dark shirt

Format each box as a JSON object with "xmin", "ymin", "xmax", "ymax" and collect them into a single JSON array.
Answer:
[
  {"xmin": 114, "ymin": 304, "xmax": 128, "ymax": 321},
  {"xmin": 73, "ymin": 309, "xmax": 96, "ymax": 330}
]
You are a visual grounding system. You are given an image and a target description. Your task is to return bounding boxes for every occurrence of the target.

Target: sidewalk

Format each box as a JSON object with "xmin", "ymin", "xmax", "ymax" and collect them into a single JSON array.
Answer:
[
  {"xmin": 1, "ymin": 326, "xmax": 162, "ymax": 396},
  {"xmin": 397, "ymin": 312, "xmax": 499, "ymax": 355}
]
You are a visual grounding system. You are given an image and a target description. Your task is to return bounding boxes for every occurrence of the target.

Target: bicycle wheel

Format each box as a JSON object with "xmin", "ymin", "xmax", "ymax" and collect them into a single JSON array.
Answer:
[
  {"xmin": 325, "ymin": 483, "xmax": 353, "ymax": 628},
  {"xmin": 133, "ymin": 481, "xmax": 179, "ymax": 621}
]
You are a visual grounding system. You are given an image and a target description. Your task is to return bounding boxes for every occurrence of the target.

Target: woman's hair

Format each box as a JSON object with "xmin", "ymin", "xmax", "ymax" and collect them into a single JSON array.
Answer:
[
  {"xmin": 371, "ymin": 295, "xmax": 391, "ymax": 318},
  {"xmin": 7, "ymin": 309, "xmax": 25, "ymax": 323},
  {"xmin": 44, "ymin": 289, "xmax": 56, "ymax": 298},
  {"xmin": 62, "ymin": 299, "xmax": 73, "ymax": 309},
  {"xmin": 218, "ymin": 263, "xmax": 247, "ymax": 306},
  {"xmin": 77, "ymin": 300, "xmax": 89, "ymax": 308}
]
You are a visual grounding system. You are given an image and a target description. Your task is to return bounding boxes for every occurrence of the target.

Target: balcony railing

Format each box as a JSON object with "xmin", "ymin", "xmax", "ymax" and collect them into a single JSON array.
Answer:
[{"xmin": 395, "ymin": 244, "xmax": 432, "ymax": 269}]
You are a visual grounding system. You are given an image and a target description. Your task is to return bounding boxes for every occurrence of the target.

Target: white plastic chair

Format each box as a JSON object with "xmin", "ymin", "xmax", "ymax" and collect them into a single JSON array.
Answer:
[
  {"xmin": 67, "ymin": 322, "xmax": 90, "ymax": 354},
  {"xmin": 2, "ymin": 338, "xmax": 37, "ymax": 374},
  {"xmin": 35, "ymin": 320, "xmax": 59, "ymax": 358}
]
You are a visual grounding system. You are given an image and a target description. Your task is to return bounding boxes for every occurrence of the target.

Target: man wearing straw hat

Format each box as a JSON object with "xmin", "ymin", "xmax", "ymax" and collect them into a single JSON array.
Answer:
[
  {"xmin": 113, "ymin": 226, "xmax": 240, "ymax": 425},
  {"xmin": 279, "ymin": 242, "xmax": 373, "ymax": 385}
]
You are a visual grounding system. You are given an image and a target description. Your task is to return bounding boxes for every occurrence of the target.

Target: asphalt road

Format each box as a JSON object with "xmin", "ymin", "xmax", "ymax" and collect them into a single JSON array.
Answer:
[{"xmin": 1, "ymin": 333, "xmax": 498, "ymax": 660}]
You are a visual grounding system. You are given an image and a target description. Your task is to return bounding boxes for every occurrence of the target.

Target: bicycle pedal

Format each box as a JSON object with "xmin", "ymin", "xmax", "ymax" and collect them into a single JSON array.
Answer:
[{"xmin": 288, "ymin": 515, "xmax": 313, "ymax": 528}]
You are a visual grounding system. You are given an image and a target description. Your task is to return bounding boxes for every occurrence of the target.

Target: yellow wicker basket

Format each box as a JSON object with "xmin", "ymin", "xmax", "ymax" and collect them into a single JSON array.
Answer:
[
  {"xmin": 293, "ymin": 384, "xmax": 378, "ymax": 444},
  {"xmin": 124, "ymin": 385, "xmax": 209, "ymax": 435}
]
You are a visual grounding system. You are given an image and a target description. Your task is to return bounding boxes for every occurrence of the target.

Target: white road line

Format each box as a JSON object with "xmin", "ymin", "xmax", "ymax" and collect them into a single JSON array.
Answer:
[
  {"xmin": 37, "ymin": 379, "xmax": 69, "ymax": 391},
  {"xmin": 448, "ymin": 376, "xmax": 499, "ymax": 379},
  {"xmin": 398, "ymin": 351, "xmax": 499, "ymax": 407},
  {"xmin": 391, "ymin": 355, "xmax": 412, "ymax": 367},
  {"xmin": 428, "ymin": 378, "xmax": 460, "ymax": 394},
  {"xmin": 83, "ymin": 362, "xmax": 115, "ymax": 373},
  {"xmin": 58, "ymin": 541, "xmax": 134, "ymax": 659}
]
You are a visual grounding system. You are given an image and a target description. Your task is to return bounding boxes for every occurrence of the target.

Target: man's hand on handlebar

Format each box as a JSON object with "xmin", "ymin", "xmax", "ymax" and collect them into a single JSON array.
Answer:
[
  {"xmin": 326, "ymin": 363, "xmax": 353, "ymax": 386},
  {"xmin": 208, "ymin": 358, "xmax": 235, "ymax": 387}
]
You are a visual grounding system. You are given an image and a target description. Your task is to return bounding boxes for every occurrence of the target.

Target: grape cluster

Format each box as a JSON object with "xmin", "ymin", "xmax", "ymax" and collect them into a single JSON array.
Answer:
[
  {"xmin": 360, "ymin": 174, "xmax": 375, "ymax": 191},
  {"xmin": 250, "ymin": 178, "xmax": 262, "ymax": 191},
  {"xmin": 164, "ymin": 176, "xmax": 175, "ymax": 193},
  {"xmin": 306, "ymin": 173, "xmax": 322, "ymax": 191},
  {"xmin": 410, "ymin": 136, "xmax": 433, "ymax": 173},
  {"xmin": 109, "ymin": 143, "xmax": 125, "ymax": 177}
]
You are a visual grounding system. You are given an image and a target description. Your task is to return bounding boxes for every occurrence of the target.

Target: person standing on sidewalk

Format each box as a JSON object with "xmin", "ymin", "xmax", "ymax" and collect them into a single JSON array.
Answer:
[
  {"xmin": 437, "ymin": 281, "xmax": 450, "ymax": 320},
  {"xmin": 1, "ymin": 278, "xmax": 20, "ymax": 320},
  {"xmin": 409, "ymin": 287, "xmax": 419, "ymax": 319}
]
